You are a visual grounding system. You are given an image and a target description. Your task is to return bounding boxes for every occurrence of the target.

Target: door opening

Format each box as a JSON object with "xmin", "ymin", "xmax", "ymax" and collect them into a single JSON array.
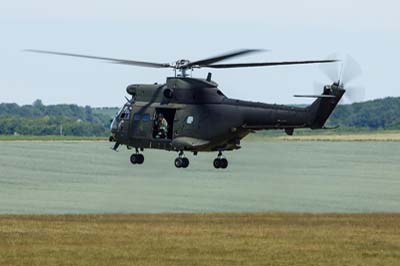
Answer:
[{"xmin": 153, "ymin": 108, "xmax": 176, "ymax": 139}]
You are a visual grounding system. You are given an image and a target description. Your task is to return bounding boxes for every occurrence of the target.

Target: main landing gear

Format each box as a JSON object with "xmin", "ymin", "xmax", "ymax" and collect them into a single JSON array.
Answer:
[
  {"xmin": 130, "ymin": 148, "xmax": 144, "ymax": 165},
  {"xmin": 174, "ymin": 151, "xmax": 189, "ymax": 168},
  {"xmin": 213, "ymin": 151, "xmax": 228, "ymax": 169}
]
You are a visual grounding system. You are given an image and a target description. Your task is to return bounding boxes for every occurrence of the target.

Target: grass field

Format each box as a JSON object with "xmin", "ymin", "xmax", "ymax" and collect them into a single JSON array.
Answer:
[
  {"xmin": 1, "ymin": 213, "xmax": 399, "ymax": 266},
  {"xmin": 1, "ymin": 141, "xmax": 400, "ymax": 214},
  {"xmin": 0, "ymin": 135, "xmax": 107, "ymax": 141},
  {"xmin": 1, "ymin": 140, "xmax": 399, "ymax": 265}
]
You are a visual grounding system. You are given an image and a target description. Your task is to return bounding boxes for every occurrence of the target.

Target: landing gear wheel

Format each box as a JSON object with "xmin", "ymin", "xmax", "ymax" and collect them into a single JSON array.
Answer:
[
  {"xmin": 220, "ymin": 158, "xmax": 228, "ymax": 169},
  {"xmin": 130, "ymin": 154, "xmax": 144, "ymax": 165},
  {"xmin": 130, "ymin": 154, "xmax": 138, "ymax": 164},
  {"xmin": 182, "ymin": 157, "xmax": 189, "ymax": 168},
  {"xmin": 137, "ymin": 154, "xmax": 144, "ymax": 164},
  {"xmin": 175, "ymin": 151, "xmax": 189, "ymax": 169},
  {"xmin": 175, "ymin": 157, "xmax": 183, "ymax": 168},
  {"xmin": 214, "ymin": 151, "xmax": 228, "ymax": 169},
  {"xmin": 213, "ymin": 158, "xmax": 221, "ymax": 169}
]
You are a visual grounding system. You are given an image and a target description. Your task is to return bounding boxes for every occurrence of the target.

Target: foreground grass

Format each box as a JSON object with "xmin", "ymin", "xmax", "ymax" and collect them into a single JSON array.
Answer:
[{"xmin": 0, "ymin": 213, "xmax": 399, "ymax": 266}]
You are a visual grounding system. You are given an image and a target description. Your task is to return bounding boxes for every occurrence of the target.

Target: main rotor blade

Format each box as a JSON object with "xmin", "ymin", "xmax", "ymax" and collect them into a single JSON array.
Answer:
[
  {"xmin": 188, "ymin": 49, "xmax": 265, "ymax": 67},
  {"xmin": 24, "ymin": 49, "xmax": 172, "ymax": 68},
  {"xmin": 205, "ymin": 59, "xmax": 338, "ymax": 68}
]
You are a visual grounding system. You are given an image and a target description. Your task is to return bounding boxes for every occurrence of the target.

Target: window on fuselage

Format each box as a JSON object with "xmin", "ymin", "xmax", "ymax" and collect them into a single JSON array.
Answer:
[
  {"xmin": 133, "ymin": 113, "xmax": 141, "ymax": 121},
  {"xmin": 186, "ymin": 116, "xmax": 194, "ymax": 125},
  {"xmin": 133, "ymin": 113, "xmax": 151, "ymax": 121},
  {"xmin": 142, "ymin": 113, "xmax": 151, "ymax": 121}
]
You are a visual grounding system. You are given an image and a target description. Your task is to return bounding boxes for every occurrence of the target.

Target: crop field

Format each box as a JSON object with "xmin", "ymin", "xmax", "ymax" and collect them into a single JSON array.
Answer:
[{"xmin": 0, "ymin": 140, "xmax": 399, "ymax": 214}]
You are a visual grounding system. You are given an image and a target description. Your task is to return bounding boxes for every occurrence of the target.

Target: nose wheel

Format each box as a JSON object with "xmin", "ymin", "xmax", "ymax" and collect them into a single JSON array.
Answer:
[
  {"xmin": 175, "ymin": 151, "xmax": 189, "ymax": 168},
  {"xmin": 213, "ymin": 151, "xmax": 228, "ymax": 169},
  {"xmin": 130, "ymin": 149, "xmax": 144, "ymax": 165}
]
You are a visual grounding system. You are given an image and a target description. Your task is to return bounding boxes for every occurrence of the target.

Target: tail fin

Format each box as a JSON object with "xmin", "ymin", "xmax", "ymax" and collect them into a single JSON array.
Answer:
[{"xmin": 307, "ymin": 84, "xmax": 345, "ymax": 129}]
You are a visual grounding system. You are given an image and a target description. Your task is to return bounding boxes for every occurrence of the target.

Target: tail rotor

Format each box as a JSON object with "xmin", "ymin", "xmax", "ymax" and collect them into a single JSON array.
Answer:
[{"xmin": 319, "ymin": 54, "xmax": 365, "ymax": 103}]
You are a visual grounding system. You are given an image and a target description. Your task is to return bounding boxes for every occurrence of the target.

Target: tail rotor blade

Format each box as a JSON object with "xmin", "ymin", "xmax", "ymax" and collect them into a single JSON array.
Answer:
[
  {"xmin": 316, "ymin": 53, "xmax": 364, "ymax": 104},
  {"xmin": 341, "ymin": 55, "xmax": 362, "ymax": 84},
  {"xmin": 313, "ymin": 81, "xmax": 325, "ymax": 95},
  {"xmin": 345, "ymin": 85, "xmax": 365, "ymax": 103},
  {"xmin": 319, "ymin": 53, "xmax": 339, "ymax": 82}
]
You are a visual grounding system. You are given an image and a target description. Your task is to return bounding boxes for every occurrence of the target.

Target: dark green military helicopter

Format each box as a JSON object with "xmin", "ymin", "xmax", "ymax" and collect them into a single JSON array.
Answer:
[{"xmin": 27, "ymin": 49, "xmax": 351, "ymax": 169}]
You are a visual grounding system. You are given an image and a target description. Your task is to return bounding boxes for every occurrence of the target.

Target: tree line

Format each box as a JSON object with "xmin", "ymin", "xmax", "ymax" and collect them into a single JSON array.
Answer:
[
  {"xmin": 327, "ymin": 97, "xmax": 400, "ymax": 129},
  {"xmin": 0, "ymin": 100, "xmax": 114, "ymax": 136},
  {"xmin": 0, "ymin": 97, "xmax": 399, "ymax": 136}
]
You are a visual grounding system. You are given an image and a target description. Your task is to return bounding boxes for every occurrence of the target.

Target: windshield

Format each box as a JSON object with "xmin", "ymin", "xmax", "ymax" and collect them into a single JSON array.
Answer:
[
  {"xmin": 119, "ymin": 105, "xmax": 131, "ymax": 119},
  {"xmin": 110, "ymin": 103, "xmax": 132, "ymax": 130}
]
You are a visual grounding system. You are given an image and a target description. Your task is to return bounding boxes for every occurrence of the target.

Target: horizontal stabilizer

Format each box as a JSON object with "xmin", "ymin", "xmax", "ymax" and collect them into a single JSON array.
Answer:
[{"xmin": 294, "ymin": 94, "xmax": 336, "ymax": 98}]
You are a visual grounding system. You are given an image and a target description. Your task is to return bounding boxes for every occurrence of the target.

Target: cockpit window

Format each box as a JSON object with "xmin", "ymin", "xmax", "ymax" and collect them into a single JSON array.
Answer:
[
  {"xmin": 133, "ymin": 113, "xmax": 141, "ymax": 121},
  {"xmin": 142, "ymin": 113, "xmax": 151, "ymax": 121},
  {"xmin": 133, "ymin": 113, "xmax": 151, "ymax": 121},
  {"xmin": 217, "ymin": 90, "xmax": 225, "ymax": 96},
  {"xmin": 119, "ymin": 105, "xmax": 131, "ymax": 120}
]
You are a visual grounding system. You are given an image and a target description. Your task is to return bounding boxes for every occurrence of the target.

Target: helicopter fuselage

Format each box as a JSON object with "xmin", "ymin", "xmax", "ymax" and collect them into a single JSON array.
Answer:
[
  {"xmin": 110, "ymin": 77, "xmax": 344, "ymax": 153},
  {"xmin": 25, "ymin": 48, "xmax": 344, "ymax": 168}
]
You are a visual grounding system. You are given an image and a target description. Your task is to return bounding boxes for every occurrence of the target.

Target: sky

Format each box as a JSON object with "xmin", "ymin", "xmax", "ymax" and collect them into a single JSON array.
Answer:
[{"xmin": 1, "ymin": 0, "xmax": 399, "ymax": 107}]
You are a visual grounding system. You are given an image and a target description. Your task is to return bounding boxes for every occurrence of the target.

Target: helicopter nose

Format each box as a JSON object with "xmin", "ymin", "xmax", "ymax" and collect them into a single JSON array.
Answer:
[
  {"xmin": 109, "ymin": 117, "xmax": 121, "ymax": 151},
  {"xmin": 110, "ymin": 116, "xmax": 119, "ymax": 133}
]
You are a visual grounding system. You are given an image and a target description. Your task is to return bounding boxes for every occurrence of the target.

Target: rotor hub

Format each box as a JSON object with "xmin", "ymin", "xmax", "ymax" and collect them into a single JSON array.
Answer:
[
  {"xmin": 174, "ymin": 60, "xmax": 194, "ymax": 77},
  {"xmin": 174, "ymin": 59, "xmax": 194, "ymax": 71}
]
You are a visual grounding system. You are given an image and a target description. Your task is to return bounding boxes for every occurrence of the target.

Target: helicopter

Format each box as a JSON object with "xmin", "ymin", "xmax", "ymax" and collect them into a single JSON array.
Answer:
[{"xmin": 26, "ymin": 49, "xmax": 350, "ymax": 169}]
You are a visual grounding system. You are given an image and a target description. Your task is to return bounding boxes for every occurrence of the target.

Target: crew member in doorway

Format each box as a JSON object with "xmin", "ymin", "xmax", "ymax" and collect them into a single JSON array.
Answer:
[{"xmin": 155, "ymin": 113, "xmax": 168, "ymax": 139}]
